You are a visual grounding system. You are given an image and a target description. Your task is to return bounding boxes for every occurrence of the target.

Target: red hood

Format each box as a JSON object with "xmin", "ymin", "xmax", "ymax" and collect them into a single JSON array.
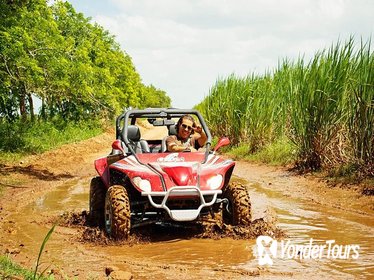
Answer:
[
  {"xmin": 161, "ymin": 165, "xmax": 195, "ymax": 186},
  {"xmin": 110, "ymin": 152, "xmax": 235, "ymax": 192},
  {"xmin": 147, "ymin": 153, "xmax": 203, "ymax": 189}
]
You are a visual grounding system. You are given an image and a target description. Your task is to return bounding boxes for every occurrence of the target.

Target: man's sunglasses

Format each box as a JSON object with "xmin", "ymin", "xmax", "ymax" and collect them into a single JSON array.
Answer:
[{"xmin": 181, "ymin": 123, "xmax": 193, "ymax": 131}]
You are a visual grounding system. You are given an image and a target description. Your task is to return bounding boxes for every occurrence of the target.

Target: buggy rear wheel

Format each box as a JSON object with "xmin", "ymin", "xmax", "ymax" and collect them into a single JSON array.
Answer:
[
  {"xmin": 104, "ymin": 185, "xmax": 131, "ymax": 239},
  {"xmin": 223, "ymin": 182, "xmax": 251, "ymax": 226},
  {"xmin": 89, "ymin": 177, "xmax": 106, "ymax": 226}
]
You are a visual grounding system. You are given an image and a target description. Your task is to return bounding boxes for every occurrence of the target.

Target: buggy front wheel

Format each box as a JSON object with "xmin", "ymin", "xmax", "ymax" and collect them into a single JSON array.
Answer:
[
  {"xmin": 89, "ymin": 177, "xmax": 106, "ymax": 227},
  {"xmin": 223, "ymin": 182, "xmax": 251, "ymax": 226},
  {"xmin": 104, "ymin": 185, "xmax": 131, "ymax": 239}
]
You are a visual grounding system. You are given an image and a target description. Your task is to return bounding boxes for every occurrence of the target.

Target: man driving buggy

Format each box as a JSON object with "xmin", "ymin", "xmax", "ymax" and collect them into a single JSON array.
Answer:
[{"xmin": 166, "ymin": 114, "xmax": 207, "ymax": 152}]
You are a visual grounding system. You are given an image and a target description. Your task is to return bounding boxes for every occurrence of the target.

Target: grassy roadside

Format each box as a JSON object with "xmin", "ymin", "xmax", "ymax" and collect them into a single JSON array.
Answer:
[
  {"xmin": 0, "ymin": 255, "xmax": 53, "ymax": 280},
  {"xmin": 224, "ymin": 137, "xmax": 374, "ymax": 193},
  {"xmin": 224, "ymin": 136, "xmax": 296, "ymax": 166},
  {"xmin": 0, "ymin": 120, "xmax": 99, "ymax": 280},
  {"xmin": 0, "ymin": 221, "xmax": 57, "ymax": 279},
  {"xmin": 0, "ymin": 118, "xmax": 109, "ymax": 195},
  {"xmin": 0, "ymin": 118, "xmax": 108, "ymax": 164}
]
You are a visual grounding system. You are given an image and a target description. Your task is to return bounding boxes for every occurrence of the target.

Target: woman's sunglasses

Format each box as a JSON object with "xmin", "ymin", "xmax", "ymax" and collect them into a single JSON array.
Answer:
[{"xmin": 181, "ymin": 123, "xmax": 193, "ymax": 131}]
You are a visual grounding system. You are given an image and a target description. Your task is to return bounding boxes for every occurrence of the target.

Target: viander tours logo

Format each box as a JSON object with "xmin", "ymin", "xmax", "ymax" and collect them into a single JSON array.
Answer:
[{"xmin": 256, "ymin": 235, "xmax": 360, "ymax": 266}]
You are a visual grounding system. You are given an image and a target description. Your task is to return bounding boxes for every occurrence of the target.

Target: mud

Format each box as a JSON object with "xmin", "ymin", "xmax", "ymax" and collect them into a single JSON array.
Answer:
[
  {"xmin": 0, "ymin": 131, "xmax": 373, "ymax": 279},
  {"xmin": 59, "ymin": 209, "xmax": 285, "ymax": 246}
]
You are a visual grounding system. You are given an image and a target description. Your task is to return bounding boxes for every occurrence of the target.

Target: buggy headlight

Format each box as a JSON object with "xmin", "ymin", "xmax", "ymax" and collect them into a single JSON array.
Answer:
[
  {"xmin": 132, "ymin": 177, "xmax": 151, "ymax": 192},
  {"xmin": 207, "ymin": 174, "xmax": 223, "ymax": 189}
]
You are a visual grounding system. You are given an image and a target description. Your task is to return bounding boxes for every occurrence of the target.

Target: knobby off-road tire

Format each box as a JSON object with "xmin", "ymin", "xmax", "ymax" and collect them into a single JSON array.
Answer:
[
  {"xmin": 105, "ymin": 185, "xmax": 131, "ymax": 239},
  {"xmin": 89, "ymin": 177, "xmax": 106, "ymax": 227},
  {"xmin": 223, "ymin": 182, "xmax": 252, "ymax": 226}
]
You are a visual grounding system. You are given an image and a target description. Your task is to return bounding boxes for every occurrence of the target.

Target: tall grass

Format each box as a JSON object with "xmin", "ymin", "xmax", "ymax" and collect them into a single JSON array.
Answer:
[
  {"xmin": 347, "ymin": 39, "xmax": 374, "ymax": 175},
  {"xmin": 286, "ymin": 39, "xmax": 354, "ymax": 169},
  {"xmin": 197, "ymin": 37, "xmax": 373, "ymax": 175},
  {"xmin": 198, "ymin": 72, "xmax": 284, "ymax": 152}
]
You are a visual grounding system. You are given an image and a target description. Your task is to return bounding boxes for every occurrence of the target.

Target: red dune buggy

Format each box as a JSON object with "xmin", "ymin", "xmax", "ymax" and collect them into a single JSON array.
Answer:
[{"xmin": 89, "ymin": 108, "xmax": 251, "ymax": 239}]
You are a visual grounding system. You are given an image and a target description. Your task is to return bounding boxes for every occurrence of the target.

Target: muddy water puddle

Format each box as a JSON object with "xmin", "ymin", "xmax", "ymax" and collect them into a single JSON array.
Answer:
[
  {"xmin": 248, "ymin": 180, "xmax": 374, "ymax": 279},
  {"xmin": 2, "ymin": 177, "xmax": 374, "ymax": 279}
]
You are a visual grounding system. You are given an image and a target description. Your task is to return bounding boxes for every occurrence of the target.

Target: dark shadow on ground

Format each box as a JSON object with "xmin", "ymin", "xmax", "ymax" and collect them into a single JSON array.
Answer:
[{"xmin": 0, "ymin": 164, "xmax": 73, "ymax": 181}]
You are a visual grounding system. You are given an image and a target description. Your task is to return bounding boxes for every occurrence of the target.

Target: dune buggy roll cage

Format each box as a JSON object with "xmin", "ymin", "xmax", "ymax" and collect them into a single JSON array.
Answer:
[{"xmin": 115, "ymin": 108, "xmax": 213, "ymax": 162}]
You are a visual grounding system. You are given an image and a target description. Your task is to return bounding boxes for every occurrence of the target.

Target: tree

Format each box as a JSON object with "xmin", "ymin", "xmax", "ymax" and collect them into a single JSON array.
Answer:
[
  {"xmin": 0, "ymin": 0, "xmax": 63, "ymax": 121},
  {"xmin": 141, "ymin": 85, "xmax": 171, "ymax": 108},
  {"xmin": 0, "ymin": 0, "xmax": 171, "ymax": 122}
]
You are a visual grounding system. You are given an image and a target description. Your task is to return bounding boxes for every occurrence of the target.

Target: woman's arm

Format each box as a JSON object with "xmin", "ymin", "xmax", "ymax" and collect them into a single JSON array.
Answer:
[
  {"xmin": 166, "ymin": 136, "xmax": 196, "ymax": 152},
  {"xmin": 193, "ymin": 126, "xmax": 207, "ymax": 147}
]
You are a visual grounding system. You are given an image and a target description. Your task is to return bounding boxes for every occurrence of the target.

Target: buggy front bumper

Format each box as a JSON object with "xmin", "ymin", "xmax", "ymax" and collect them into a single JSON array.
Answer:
[{"xmin": 141, "ymin": 186, "xmax": 221, "ymax": 222}]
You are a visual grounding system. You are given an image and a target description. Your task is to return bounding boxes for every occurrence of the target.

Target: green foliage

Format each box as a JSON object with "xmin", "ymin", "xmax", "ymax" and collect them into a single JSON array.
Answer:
[
  {"xmin": 197, "ymin": 71, "xmax": 284, "ymax": 151},
  {"xmin": 0, "ymin": 224, "xmax": 56, "ymax": 280},
  {"xmin": 246, "ymin": 138, "xmax": 296, "ymax": 165},
  {"xmin": 347, "ymin": 39, "xmax": 374, "ymax": 174},
  {"xmin": 0, "ymin": 117, "xmax": 104, "ymax": 156},
  {"xmin": 226, "ymin": 137, "xmax": 296, "ymax": 165},
  {"xmin": 0, "ymin": 0, "xmax": 170, "ymax": 123},
  {"xmin": 141, "ymin": 84, "xmax": 171, "ymax": 108},
  {"xmin": 225, "ymin": 144, "xmax": 250, "ymax": 159},
  {"xmin": 198, "ymin": 37, "xmax": 373, "ymax": 175},
  {"xmin": 285, "ymin": 39, "xmax": 355, "ymax": 170},
  {"xmin": 34, "ymin": 224, "xmax": 56, "ymax": 279},
  {"xmin": 0, "ymin": 255, "xmax": 53, "ymax": 280},
  {"xmin": 0, "ymin": 254, "xmax": 35, "ymax": 279}
]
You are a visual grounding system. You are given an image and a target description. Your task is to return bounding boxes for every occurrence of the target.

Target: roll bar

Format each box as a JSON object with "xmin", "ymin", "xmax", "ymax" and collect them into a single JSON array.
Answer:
[{"xmin": 115, "ymin": 108, "xmax": 212, "ymax": 161}]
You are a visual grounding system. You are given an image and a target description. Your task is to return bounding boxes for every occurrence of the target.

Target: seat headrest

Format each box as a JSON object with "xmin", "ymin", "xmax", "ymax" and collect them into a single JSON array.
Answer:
[
  {"xmin": 169, "ymin": 125, "xmax": 177, "ymax": 136},
  {"xmin": 127, "ymin": 125, "xmax": 140, "ymax": 141}
]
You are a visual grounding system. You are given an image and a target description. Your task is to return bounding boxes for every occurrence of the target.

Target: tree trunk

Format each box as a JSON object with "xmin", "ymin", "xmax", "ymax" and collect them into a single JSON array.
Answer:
[
  {"xmin": 27, "ymin": 92, "xmax": 34, "ymax": 121},
  {"xmin": 40, "ymin": 97, "xmax": 46, "ymax": 119},
  {"xmin": 19, "ymin": 86, "xmax": 27, "ymax": 121}
]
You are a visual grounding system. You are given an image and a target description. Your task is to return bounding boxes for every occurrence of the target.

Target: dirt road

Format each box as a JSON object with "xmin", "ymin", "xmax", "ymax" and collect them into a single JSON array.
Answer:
[{"xmin": 0, "ymin": 132, "xmax": 373, "ymax": 279}]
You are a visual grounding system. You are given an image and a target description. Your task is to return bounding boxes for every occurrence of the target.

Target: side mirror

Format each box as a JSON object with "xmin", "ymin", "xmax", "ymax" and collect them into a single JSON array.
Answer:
[
  {"xmin": 111, "ymin": 139, "xmax": 124, "ymax": 154},
  {"xmin": 213, "ymin": 137, "xmax": 230, "ymax": 153}
]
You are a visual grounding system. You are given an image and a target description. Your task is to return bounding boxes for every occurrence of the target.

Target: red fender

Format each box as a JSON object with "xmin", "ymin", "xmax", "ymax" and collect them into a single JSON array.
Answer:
[{"xmin": 94, "ymin": 157, "xmax": 110, "ymax": 188}]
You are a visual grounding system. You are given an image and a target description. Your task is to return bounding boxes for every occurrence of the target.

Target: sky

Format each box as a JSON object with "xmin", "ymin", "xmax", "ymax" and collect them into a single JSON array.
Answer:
[{"xmin": 67, "ymin": 0, "xmax": 373, "ymax": 108}]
